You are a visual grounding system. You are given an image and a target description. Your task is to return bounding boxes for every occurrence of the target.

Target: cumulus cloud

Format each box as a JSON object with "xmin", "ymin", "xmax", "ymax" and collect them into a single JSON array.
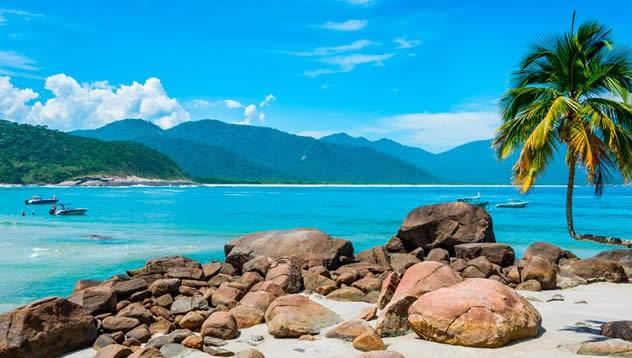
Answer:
[
  {"xmin": 394, "ymin": 37, "xmax": 422, "ymax": 49},
  {"xmin": 318, "ymin": 19, "xmax": 367, "ymax": 31},
  {"xmin": 0, "ymin": 76, "xmax": 39, "ymax": 120},
  {"xmin": 223, "ymin": 99, "xmax": 243, "ymax": 108},
  {"xmin": 259, "ymin": 94, "xmax": 276, "ymax": 107},
  {"xmin": 1, "ymin": 74, "xmax": 190, "ymax": 130}
]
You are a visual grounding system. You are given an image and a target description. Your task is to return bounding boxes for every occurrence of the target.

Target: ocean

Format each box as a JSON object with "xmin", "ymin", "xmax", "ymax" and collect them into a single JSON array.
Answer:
[{"xmin": 1, "ymin": 185, "xmax": 630, "ymax": 312}]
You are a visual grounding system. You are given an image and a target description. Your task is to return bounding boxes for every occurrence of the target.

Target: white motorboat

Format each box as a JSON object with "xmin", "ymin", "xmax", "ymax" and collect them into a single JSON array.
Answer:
[
  {"xmin": 25, "ymin": 195, "xmax": 59, "ymax": 205},
  {"xmin": 496, "ymin": 199, "xmax": 528, "ymax": 208},
  {"xmin": 457, "ymin": 192, "xmax": 489, "ymax": 207},
  {"xmin": 49, "ymin": 203, "xmax": 88, "ymax": 216}
]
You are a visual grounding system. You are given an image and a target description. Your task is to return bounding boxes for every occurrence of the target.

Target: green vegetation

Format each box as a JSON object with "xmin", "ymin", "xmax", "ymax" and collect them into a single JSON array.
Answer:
[
  {"xmin": 494, "ymin": 13, "xmax": 632, "ymax": 247},
  {"xmin": 0, "ymin": 120, "xmax": 186, "ymax": 184}
]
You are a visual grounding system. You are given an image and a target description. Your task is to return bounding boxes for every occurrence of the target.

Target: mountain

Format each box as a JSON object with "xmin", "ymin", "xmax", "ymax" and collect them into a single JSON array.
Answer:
[
  {"xmin": 321, "ymin": 133, "xmax": 594, "ymax": 185},
  {"xmin": 0, "ymin": 120, "xmax": 185, "ymax": 184},
  {"xmin": 75, "ymin": 119, "xmax": 438, "ymax": 184}
]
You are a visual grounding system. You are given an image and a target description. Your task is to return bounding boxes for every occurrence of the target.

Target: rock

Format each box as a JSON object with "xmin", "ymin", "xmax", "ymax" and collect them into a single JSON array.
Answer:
[
  {"xmin": 203, "ymin": 262, "xmax": 223, "ymax": 279},
  {"xmin": 239, "ymin": 335, "xmax": 264, "ymax": 346},
  {"xmin": 450, "ymin": 258, "xmax": 468, "ymax": 272},
  {"xmin": 601, "ymin": 321, "xmax": 632, "ymax": 341},
  {"xmin": 376, "ymin": 272, "xmax": 400, "ymax": 310},
  {"xmin": 353, "ymin": 331, "xmax": 385, "ymax": 352},
  {"xmin": 128, "ymin": 256, "xmax": 202, "ymax": 278},
  {"xmin": 265, "ymin": 257, "xmax": 303, "ymax": 293},
  {"xmin": 326, "ymin": 286, "xmax": 367, "ymax": 302},
  {"xmin": 392, "ymin": 262, "xmax": 462, "ymax": 299},
  {"xmin": 240, "ymin": 291, "xmax": 277, "ymax": 313},
  {"xmin": 181, "ymin": 335, "xmax": 203, "ymax": 350},
  {"xmin": 235, "ymin": 348, "xmax": 265, "ymax": 358},
  {"xmin": 385, "ymin": 236, "xmax": 409, "ymax": 253},
  {"xmin": 375, "ymin": 295, "xmax": 417, "ymax": 337},
  {"xmin": 454, "ymin": 243, "xmax": 515, "ymax": 267},
  {"xmin": 150, "ymin": 317, "xmax": 174, "ymax": 334},
  {"xmin": 167, "ymin": 329, "xmax": 194, "ymax": 343},
  {"xmin": 219, "ymin": 263, "xmax": 236, "ymax": 276},
  {"xmin": 516, "ymin": 279, "xmax": 542, "ymax": 291},
  {"xmin": 171, "ymin": 296, "xmax": 208, "ymax": 315},
  {"xmin": 203, "ymin": 346, "xmax": 234, "ymax": 357},
  {"xmin": 225, "ymin": 228, "xmax": 354, "ymax": 271},
  {"xmin": 297, "ymin": 334, "xmax": 317, "ymax": 341},
  {"xmin": 74, "ymin": 279, "xmax": 102, "ymax": 292},
  {"xmin": 230, "ymin": 305, "xmax": 265, "ymax": 329},
  {"xmin": 353, "ymin": 352, "xmax": 404, "ymax": 358},
  {"xmin": 68, "ymin": 286, "xmax": 117, "ymax": 315},
  {"xmin": 160, "ymin": 343, "xmax": 194, "ymax": 358},
  {"xmin": 94, "ymin": 334, "xmax": 118, "ymax": 350},
  {"xmin": 426, "ymin": 248, "xmax": 449, "ymax": 262},
  {"xmin": 212, "ymin": 283, "xmax": 245, "ymax": 308},
  {"xmin": 145, "ymin": 336, "xmax": 171, "ymax": 349},
  {"xmin": 103, "ymin": 316, "xmax": 141, "ymax": 333},
  {"xmin": 154, "ymin": 294, "xmax": 174, "ymax": 307},
  {"xmin": 166, "ymin": 267, "xmax": 204, "ymax": 281},
  {"xmin": 201, "ymin": 312, "xmax": 239, "ymax": 340},
  {"xmin": 204, "ymin": 336, "xmax": 227, "ymax": 346},
  {"xmin": 326, "ymin": 319, "xmax": 375, "ymax": 341},
  {"xmin": 151, "ymin": 306, "xmax": 174, "ymax": 321},
  {"xmin": 250, "ymin": 281, "xmax": 285, "ymax": 297},
  {"xmin": 336, "ymin": 271, "xmax": 358, "ymax": 286},
  {"xmin": 126, "ymin": 324, "xmax": 151, "ymax": 343},
  {"xmin": 240, "ymin": 272, "xmax": 263, "ymax": 290},
  {"xmin": 94, "ymin": 344, "xmax": 132, "ymax": 358},
  {"xmin": 577, "ymin": 339, "xmax": 632, "ymax": 356},
  {"xmin": 130, "ymin": 289, "xmax": 152, "ymax": 302},
  {"xmin": 522, "ymin": 256, "xmax": 556, "ymax": 290},
  {"xmin": 150, "ymin": 279, "xmax": 181, "ymax": 297},
  {"xmin": 595, "ymin": 249, "xmax": 632, "ymax": 277},
  {"xmin": 308, "ymin": 265, "xmax": 330, "ymax": 277},
  {"xmin": 356, "ymin": 246, "xmax": 391, "ymax": 269},
  {"xmin": 179, "ymin": 311, "xmax": 205, "ymax": 330},
  {"xmin": 388, "ymin": 253, "xmax": 421, "ymax": 274},
  {"xmin": 264, "ymin": 294, "xmax": 341, "ymax": 338},
  {"xmin": 128, "ymin": 347, "xmax": 164, "ymax": 358},
  {"xmin": 118, "ymin": 303, "xmax": 154, "ymax": 325},
  {"xmin": 242, "ymin": 256, "xmax": 271, "ymax": 277},
  {"xmin": 546, "ymin": 294, "xmax": 564, "ymax": 302},
  {"xmin": 302, "ymin": 270, "xmax": 337, "ymax": 292},
  {"xmin": 208, "ymin": 274, "xmax": 233, "ymax": 288},
  {"xmin": 408, "ymin": 279, "xmax": 542, "ymax": 348},
  {"xmin": 396, "ymin": 202, "xmax": 495, "ymax": 251},
  {"xmin": 356, "ymin": 306, "xmax": 377, "ymax": 321},
  {"xmin": 316, "ymin": 284, "xmax": 338, "ymax": 296},
  {"xmin": 523, "ymin": 242, "xmax": 567, "ymax": 264},
  {"xmin": 506, "ymin": 265, "xmax": 521, "ymax": 283},
  {"xmin": 113, "ymin": 279, "xmax": 148, "ymax": 298},
  {"xmin": 561, "ymin": 258, "xmax": 628, "ymax": 283}
]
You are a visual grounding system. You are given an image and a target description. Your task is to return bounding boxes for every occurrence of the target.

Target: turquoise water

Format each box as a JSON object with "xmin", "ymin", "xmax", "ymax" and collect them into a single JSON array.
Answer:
[{"xmin": 1, "ymin": 185, "xmax": 630, "ymax": 312}]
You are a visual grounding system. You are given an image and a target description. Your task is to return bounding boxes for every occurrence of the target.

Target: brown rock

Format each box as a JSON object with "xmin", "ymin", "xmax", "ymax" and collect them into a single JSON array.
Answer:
[
  {"xmin": 103, "ymin": 316, "xmax": 140, "ymax": 333},
  {"xmin": 118, "ymin": 303, "xmax": 154, "ymax": 325},
  {"xmin": 577, "ymin": 339, "xmax": 632, "ymax": 356},
  {"xmin": 352, "ymin": 277, "xmax": 383, "ymax": 293},
  {"xmin": 356, "ymin": 306, "xmax": 377, "ymax": 321},
  {"xmin": 126, "ymin": 324, "xmax": 151, "ymax": 343},
  {"xmin": 408, "ymin": 279, "xmax": 542, "ymax": 348},
  {"xmin": 516, "ymin": 280, "xmax": 542, "ymax": 291},
  {"xmin": 250, "ymin": 281, "xmax": 285, "ymax": 297},
  {"xmin": 506, "ymin": 265, "xmax": 521, "ymax": 283},
  {"xmin": 392, "ymin": 262, "xmax": 462, "ymax": 299},
  {"xmin": 522, "ymin": 256, "xmax": 557, "ymax": 290},
  {"xmin": 94, "ymin": 344, "xmax": 132, "ymax": 358},
  {"xmin": 179, "ymin": 311, "xmax": 205, "ymax": 330},
  {"xmin": 426, "ymin": 248, "xmax": 449, "ymax": 262},
  {"xmin": 203, "ymin": 262, "xmax": 223, "ymax": 279},
  {"xmin": 302, "ymin": 270, "xmax": 337, "ymax": 292},
  {"xmin": 235, "ymin": 348, "xmax": 265, "ymax": 358},
  {"xmin": 212, "ymin": 283, "xmax": 245, "ymax": 308},
  {"xmin": 150, "ymin": 306, "xmax": 174, "ymax": 321},
  {"xmin": 326, "ymin": 319, "xmax": 375, "ymax": 341},
  {"xmin": 181, "ymin": 335, "xmax": 203, "ymax": 350},
  {"xmin": 149, "ymin": 279, "xmax": 181, "ymax": 297},
  {"xmin": 229, "ymin": 305, "xmax": 265, "ymax": 329},
  {"xmin": 601, "ymin": 321, "xmax": 632, "ymax": 341},
  {"xmin": 353, "ymin": 352, "xmax": 405, "ymax": 358},
  {"xmin": 316, "ymin": 284, "xmax": 338, "ymax": 296},
  {"xmin": 113, "ymin": 279, "xmax": 148, "ymax": 298},
  {"xmin": 127, "ymin": 256, "xmax": 202, "ymax": 278},
  {"xmin": 68, "ymin": 286, "xmax": 116, "ymax": 315},
  {"xmin": 94, "ymin": 334, "xmax": 117, "ymax": 350},
  {"xmin": 225, "ymin": 228, "xmax": 353, "ymax": 271},
  {"xmin": 264, "ymin": 294, "xmax": 341, "ymax": 338},
  {"xmin": 239, "ymin": 291, "xmax": 277, "ymax": 312},
  {"xmin": 149, "ymin": 317, "xmax": 174, "ymax": 335},
  {"xmin": 561, "ymin": 258, "xmax": 628, "ymax": 283},
  {"xmin": 208, "ymin": 274, "xmax": 233, "ymax": 288},
  {"xmin": 166, "ymin": 267, "xmax": 204, "ymax": 281},
  {"xmin": 242, "ymin": 256, "xmax": 271, "ymax": 277},
  {"xmin": 201, "ymin": 312, "xmax": 239, "ymax": 340},
  {"xmin": 265, "ymin": 257, "xmax": 303, "ymax": 293},
  {"xmin": 240, "ymin": 272, "xmax": 263, "ymax": 290},
  {"xmin": 376, "ymin": 272, "xmax": 400, "ymax": 310},
  {"xmin": 154, "ymin": 294, "xmax": 173, "ymax": 308},
  {"xmin": 170, "ymin": 296, "xmax": 209, "ymax": 315},
  {"xmin": 523, "ymin": 242, "xmax": 565, "ymax": 264},
  {"xmin": 595, "ymin": 249, "xmax": 632, "ymax": 277},
  {"xmin": 73, "ymin": 279, "xmax": 102, "ymax": 292},
  {"xmin": 397, "ymin": 202, "xmax": 495, "ymax": 251},
  {"xmin": 375, "ymin": 295, "xmax": 416, "ymax": 337},
  {"xmin": 336, "ymin": 271, "xmax": 358, "ymax": 286},
  {"xmin": 388, "ymin": 253, "xmax": 421, "ymax": 274},
  {"xmin": 455, "ymin": 243, "xmax": 515, "ymax": 267},
  {"xmin": 385, "ymin": 236, "xmax": 408, "ymax": 253},
  {"xmin": 326, "ymin": 286, "xmax": 367, "ymax": 302},
  {"xmin": 355, "ymin": 246, "xmax": 391, "ymax": 269},
  {"xmin": 127, "ymin": 347, "xmax": 164, "ymax": 358},
  {"xmin": 464, "ymin": 256, "xmax": 494, "ymax": 278},
  {"xmin": 353, "ymin": 331, "xmax": 385, "ymax": 352}
]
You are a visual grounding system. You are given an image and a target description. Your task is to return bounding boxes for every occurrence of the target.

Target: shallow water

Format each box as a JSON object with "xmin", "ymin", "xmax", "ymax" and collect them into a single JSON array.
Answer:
[{"xmin": 0, "ymin": 185, "xmax": 630, "ymax": 312}]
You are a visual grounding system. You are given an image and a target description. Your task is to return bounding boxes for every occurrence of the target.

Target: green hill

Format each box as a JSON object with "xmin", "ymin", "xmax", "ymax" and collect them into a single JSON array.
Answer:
[
  {"xmin": 75, "ymin": 119, "xmax": 439, "ymax": 184},
  {"xmin": 0, "ymin": 120, "xmax": 186, "ymax": 184}
]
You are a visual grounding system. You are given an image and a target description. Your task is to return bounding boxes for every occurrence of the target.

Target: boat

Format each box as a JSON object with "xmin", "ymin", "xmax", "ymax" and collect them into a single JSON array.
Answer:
[
  {"xmin": 25, "ymin": 195, "xmax": 59, "ymax": 205},
  {"xmin": 49, "ymin": 203, "xmax": 88, "ymax": 216},
  {"xmin": 496, "ymin": 199, "xmax": 528, "ymax": 208},
  {"xmin": 457, "ymin": 193, "xmax": 489, "ymax": 207}
]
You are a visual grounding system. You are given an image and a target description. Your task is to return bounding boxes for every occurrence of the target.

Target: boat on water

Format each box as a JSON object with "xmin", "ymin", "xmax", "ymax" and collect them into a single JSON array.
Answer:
[
  {"xmin": 496, "ymin": 199, "xmax": 528, "ymax": 208},
  {"xmin": 457, "ymin": 193, "xmax": 489, "ymax": 207},
  {"xmin": 49, "ymin": 203, "xmax": 88, "ymax": 216},
  {"xmin": 25, "ymin": 195, "xmax": 58, "ymax": 205}
]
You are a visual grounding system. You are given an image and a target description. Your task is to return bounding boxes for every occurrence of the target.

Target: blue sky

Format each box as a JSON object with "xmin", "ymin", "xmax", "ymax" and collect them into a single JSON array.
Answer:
[{"xmin": 2, "ymin": 0, "xmax": 632, "ymax": 152}]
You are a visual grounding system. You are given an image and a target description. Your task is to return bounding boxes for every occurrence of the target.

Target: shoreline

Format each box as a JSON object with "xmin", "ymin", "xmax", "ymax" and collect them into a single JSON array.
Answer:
[{"xmin": 3, "ymin": 183, "xmax": 629, "ymax": 188}]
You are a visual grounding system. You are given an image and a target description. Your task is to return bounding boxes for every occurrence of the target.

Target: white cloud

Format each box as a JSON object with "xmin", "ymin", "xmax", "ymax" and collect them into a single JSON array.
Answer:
[
  {"xmin": 259, "ymin": 94, "xmax": 276, "ymax": 107},
  {"xmin": 0, "ymin": 76, "xmax": 39, "ymax": 120},
  {"xmin": 307, "ymin": 53, "xmax": 395, "ymax": 77},
  {"xmin": 318, "ymin": 19, "xmax": 367, "ymax": 31},
  {"xmin": 361, "ymin": 111, "xmax": 501, "ymax": 153},
  {"xmin": 258, "ymin": 113, "xmax": 265, "ymax": 121},
  {"xmin": 223, "ymin": 99, "xmax": 243, "ymax": 108},
  {"xmin": 20, "ymin": 74, "xmax": 190, "ymax": 130},
  {"xmin": 186, "ymin": 99, "xmax": 210, "ymax": 108},
  {"xmin": 0, "ymin": 50, "xmax": 39, "ymax": 71},
  {"xmin": 394, "ymin": 37, "xmax": 422, "ymax": 49},
  {"xmin": 288, "ymin": 40, "xmax": 375, "ymax": 57},
  {"xmin": 0, "ymin": 8, "xmax": 45, "ymax": 17},
  {"xmin": 234, "ymin": 104, "xmax": 259, "ymax": 125}
]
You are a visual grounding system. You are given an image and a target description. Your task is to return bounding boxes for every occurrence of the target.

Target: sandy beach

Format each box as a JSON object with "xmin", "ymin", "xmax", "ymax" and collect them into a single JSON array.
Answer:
[{"xmin": 59, "ymin": 282, "xmax": 631, "ymax": 358}]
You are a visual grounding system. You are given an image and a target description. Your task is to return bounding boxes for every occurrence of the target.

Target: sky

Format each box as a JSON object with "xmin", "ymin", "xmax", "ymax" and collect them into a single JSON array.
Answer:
[{"xmin": 2, "ymin": 0, "xmax": 632, "ymax": 152}]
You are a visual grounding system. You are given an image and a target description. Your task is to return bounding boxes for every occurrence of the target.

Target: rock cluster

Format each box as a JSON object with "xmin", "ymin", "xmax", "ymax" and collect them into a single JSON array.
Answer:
[{"xmin": 1, "ymin": 202, "xmax": 630, "ymax": 358}]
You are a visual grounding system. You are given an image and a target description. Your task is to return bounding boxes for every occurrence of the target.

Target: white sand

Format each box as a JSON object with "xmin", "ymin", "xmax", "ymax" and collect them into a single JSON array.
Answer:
[{"xmin": 63, "ymin": 282, "xmax": 632, "ymax": 358}]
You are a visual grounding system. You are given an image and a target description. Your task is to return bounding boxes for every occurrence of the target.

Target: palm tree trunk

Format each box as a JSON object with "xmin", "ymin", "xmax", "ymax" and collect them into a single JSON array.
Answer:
[{"xmin": 567, "ymin": 157, "xmax": 632, "ymax": 248}]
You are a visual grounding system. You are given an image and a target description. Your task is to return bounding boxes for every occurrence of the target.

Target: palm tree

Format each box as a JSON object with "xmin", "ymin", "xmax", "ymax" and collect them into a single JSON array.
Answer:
[{"xmin": 493, "ymin": 13, "xmax": 632, "ymax": 248}]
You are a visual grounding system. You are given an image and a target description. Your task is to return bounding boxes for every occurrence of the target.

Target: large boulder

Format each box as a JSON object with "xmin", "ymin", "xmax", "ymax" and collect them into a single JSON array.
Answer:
[
  {"xmin": 0, "ymin": 297, "xmax": 97, "ymax": 358},
  {"xmin": 68, "ymin": 286, "xmax": 117, "ymax": 315},
  {"xmin": 521, "ymin": 256, "xmax": 557, "ymax": 290},
  {"xmin": 224, "ymin": 229, "xmax": 353, "ymax": 271},
  {"xmin": 375, "ymin": 295, "xmax": 416, "ymax": 337},
  {"xmin": 408, "ymin": 279, "xmax": 542, "ymax": 348},
  {"xmin": 561, "ymin": 258, "xmax": 628, "ymax": 283},
  {"xmin": 200, "ymin": 312, "xmax": 239, "ymax": 340},
  {"xmin": 392, "ymin": 262, "xmax": 462, "ymax": 300},
  {"xmin": 601, "ymin": 321, "xmax": 632, "ymax": 341},
  {"xmin": 454, "ymin": 243, "xmax": 515, "ymax": 267},
  {"xmin": 594, "ymin": 249, "xmax": 632, "ymax": 277},
  {"xmin": 264, "ymin": 294, "xmax": 341, "ymax": 338},
  {"xmin": 396, "ymin": 202, "xmax": 495, "ymax": 252},
  {"xmin": 265, "ymin": 257, "xmax": 303, "ymax": 293},
  {"xmin": 523, "ymin": 242, "xmax": 575, "ymax": 264},
  {"xmin": 127, "ymin": 256, "xmax": 202, "ymax": 277}
]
